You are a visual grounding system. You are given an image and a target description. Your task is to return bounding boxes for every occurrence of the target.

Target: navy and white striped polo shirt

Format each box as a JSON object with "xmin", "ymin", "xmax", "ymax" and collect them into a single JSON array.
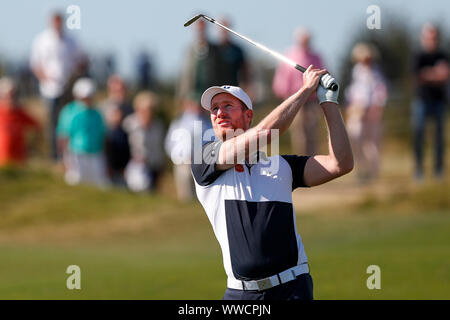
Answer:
[{"xmin": 191, "ymin": 140, "xmax": 310, "ymax": 284}]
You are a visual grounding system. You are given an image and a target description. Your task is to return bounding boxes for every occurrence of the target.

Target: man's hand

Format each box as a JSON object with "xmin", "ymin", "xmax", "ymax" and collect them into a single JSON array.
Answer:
[
  {"xmin": 32, "ymin": 67, "xmax": 48, "ymax": 82},
  {"xmin": 317, "ymin": 74, "xmax": 340, "ymax": 105},
  {"xmin": 302, "ymin": 65, "xmax": 328, "ymax": 94}
]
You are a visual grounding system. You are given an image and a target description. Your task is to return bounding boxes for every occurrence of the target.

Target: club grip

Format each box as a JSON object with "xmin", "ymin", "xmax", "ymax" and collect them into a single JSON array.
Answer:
[
  {"xmin": 295, "ymin": 65, "xmax": 338, "ymax": 91},
  {"xmin": 319, "ymin": 73, "xmax": 338, "ymax": 92},
  {"xmin": 329, "ymin": 83, "xmax": 338, "ymax": 91},
  {"xmin": 294, "ymin": 64, "xmax": 306, "ymax": 73}
]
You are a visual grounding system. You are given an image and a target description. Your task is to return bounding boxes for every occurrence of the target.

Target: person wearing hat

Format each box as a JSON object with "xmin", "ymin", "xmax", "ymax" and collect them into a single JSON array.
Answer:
[
  {"xmin": 191, "ymin": 66, "xmax": 353, "ymax": 300},
  {"xmin": 57, "ymin": 78, "xmax": 108, "ymax": 187}
]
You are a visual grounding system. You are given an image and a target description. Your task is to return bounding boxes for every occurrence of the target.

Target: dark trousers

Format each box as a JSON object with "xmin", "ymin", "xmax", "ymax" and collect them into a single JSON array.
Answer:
[
  {"xmin": 45, "ymin": 96, "xmax": 63, "ymax": 161},
  {"xmin": 411, "ymin": 98, "xmax": 446, "ymax": 177},
  {"xmin": 223, "ymin": 273, "xmax": 314, "ymax": 300}
]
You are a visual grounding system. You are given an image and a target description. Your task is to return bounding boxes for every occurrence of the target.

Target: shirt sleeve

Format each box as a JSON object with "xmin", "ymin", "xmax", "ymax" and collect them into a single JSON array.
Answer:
[
  {"xmin": 315, "ymin": 53, "xmax": 324, "ymax": 69},
  {"xmin": 191, "ymin": 140, "xmax": 225, "ymax": 186},
  {"xmin": 67, "ymin": 36, "xmax": 85, "ymax": 69},
  {"xmin": 97, "ymin": 111, "xmax": 106, "ymax": 137},
  {"xmin": 29, "ymin": 35, "xmax": 42, "ymax": 71},
  {"xmin": 281, "ymin": 155, "xmax": 311, "ymax": 190},
  {"xmin": 412, "ymin": 52, "xmax": 423, "ymax": 73},
  {"xmin": 56, "ymin": 105, "xmax": 70, "ymax": 137}
]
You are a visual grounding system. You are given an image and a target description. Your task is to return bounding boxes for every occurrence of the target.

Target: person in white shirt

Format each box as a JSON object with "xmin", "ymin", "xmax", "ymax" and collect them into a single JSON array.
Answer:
[
  {"xmin": 165, "ymin": 97, "xmax": 213, "ymax": 201},
  {"xmin": 30, "ymin": 11, "xmax": 85, "ymax": 160}
]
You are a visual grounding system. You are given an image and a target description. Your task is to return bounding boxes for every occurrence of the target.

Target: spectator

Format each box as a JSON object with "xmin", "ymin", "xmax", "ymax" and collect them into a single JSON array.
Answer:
[
  {"xmin": 165, "ymin": 96, "xmax": 213, "ymax": 201},
  {"xmin": 56, "ymin": 91, "xmax": 82, "ymax": 173},
  {"xmin": 99, "ymin": 74, "xmax": 133, "ymax": 123},
  {"xmin": 98, "ymin": 75, "xmax": 132, "ymax": 186},
  {"xmin": 216, "ymin": 18, "xmax": 249, "ymax": 88},
  {"xmin": 104, "ymin": 104, "xmax": 131, "ymax": 187},
  {"xmin": 136, "ymin": 50, "xmax": 154, "ymax": 90},
  {"xmin": 58, "ymin": 78, "xmax": 108, "ymax": 187},
  {"xmin": 30, "ymin": 11, "xmax": 85, "ymax": 161},
  {"xmin": 90, "ymin": 53, "xmax": 116, "ymax": 90},
  {"xmin": 0, "ymin": 77, "xmax": 40, "ymax": 166},
  {"xmin": 178, "ymin": 18, "xmax": 221, "ymax": 102},
  {"xmin": 412, "ymin": 23, "xmax": 449, "ymax": 181},
  {"xmin": 345, "ymin": 43, "xmax": 388, "ymax": 183},
  {"xmin": 272, "ymin": 27, "xmax": 324, "ymax": 155},
  {"xmin": 123, "ymin": 91, "xmax": 165, "ymax": 192}
]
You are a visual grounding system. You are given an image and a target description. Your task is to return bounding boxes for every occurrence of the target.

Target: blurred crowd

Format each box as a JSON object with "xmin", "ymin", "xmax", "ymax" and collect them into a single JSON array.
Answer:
[{"xmin": 0, "ymin": 11, "xmax": 448, "ymax": 201}]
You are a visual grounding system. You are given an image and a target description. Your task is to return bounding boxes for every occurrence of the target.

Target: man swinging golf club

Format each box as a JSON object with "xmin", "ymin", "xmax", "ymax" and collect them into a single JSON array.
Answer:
[{"xmin": 191, "ymin": 65, "xmax": 353, "ymax": 300}]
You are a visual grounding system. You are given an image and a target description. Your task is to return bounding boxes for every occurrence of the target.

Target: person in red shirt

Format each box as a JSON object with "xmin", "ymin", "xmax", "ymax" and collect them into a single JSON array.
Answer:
[{"xmin": 0, "ymin": 77, "xmax": 40, "ymax": 166}]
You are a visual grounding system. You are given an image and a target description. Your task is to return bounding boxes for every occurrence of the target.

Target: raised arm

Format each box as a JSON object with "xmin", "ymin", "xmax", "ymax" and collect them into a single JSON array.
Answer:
[
  {"xmin": 302, "ymin": 79, "xmax": 354, "ymax": 186},
  {"xmin": 216, "ymin": 65, "xmax": 327, "ymax": 170},
  {"xmin": 303, "ymin": 101, "xmax": 354, "ymax": 186}
]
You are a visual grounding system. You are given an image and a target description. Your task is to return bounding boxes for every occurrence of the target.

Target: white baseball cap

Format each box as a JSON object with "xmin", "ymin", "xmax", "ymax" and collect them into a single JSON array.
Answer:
[
  {"xmin": 201, "ymin": 85, "xmax": 253, "ymax": 111},
  {"xmin": 73, "ymin": 78, "xmax": 96, "ymax": 99}
]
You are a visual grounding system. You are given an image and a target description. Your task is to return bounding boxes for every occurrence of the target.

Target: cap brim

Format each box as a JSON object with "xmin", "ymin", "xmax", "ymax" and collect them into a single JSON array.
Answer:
[{"xmin": 200, "ymin": 86, "xmax": 229, "ymax": 111}]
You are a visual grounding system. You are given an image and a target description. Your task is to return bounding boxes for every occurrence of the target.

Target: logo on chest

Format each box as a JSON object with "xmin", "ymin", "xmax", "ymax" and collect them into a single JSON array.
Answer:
[
  {"xmin": 260, "ymin": 168, "xmax": 278, "ymax": 179},
  {"xmin": 234, "ymin": 164, "xmax": 279, "ymax": 180}
]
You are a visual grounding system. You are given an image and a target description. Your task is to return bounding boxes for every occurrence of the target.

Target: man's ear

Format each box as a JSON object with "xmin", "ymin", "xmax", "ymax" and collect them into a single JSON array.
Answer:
[{"xmin": 245, "ymin": 109, "xmax": 253, "ymax": 127}]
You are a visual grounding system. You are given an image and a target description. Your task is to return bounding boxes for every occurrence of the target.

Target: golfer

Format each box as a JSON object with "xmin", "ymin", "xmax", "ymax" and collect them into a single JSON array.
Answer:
[{"xmin": 191, "ymin": 66, "xmax": 353, "ymax": 300}]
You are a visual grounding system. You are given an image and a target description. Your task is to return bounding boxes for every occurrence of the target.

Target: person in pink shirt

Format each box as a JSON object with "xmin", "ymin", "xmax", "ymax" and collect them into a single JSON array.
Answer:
[{"xmin": 272, "ymin": 27, "xmax": 324, "ymax": 155}]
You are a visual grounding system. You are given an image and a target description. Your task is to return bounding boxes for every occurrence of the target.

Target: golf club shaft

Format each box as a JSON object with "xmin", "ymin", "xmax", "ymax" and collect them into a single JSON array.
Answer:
[
  {"xmin": 187, "ymin": 14, "xmax": 337, "ymax": 91},
  {"xmin": 207, "ymin": 18, "xmax": 304, "ymax": 71}
]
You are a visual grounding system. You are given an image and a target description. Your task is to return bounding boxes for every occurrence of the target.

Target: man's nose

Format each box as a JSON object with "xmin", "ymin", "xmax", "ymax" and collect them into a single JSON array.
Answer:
[{"xmin": 216, "ymin": 107, "xmax": 228, "ymax": 118}]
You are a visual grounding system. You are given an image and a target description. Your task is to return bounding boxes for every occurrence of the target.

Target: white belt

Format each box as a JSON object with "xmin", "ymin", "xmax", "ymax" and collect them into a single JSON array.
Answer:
[{"xmin": 227, "ymin": 263, "xmax": 310, "ymax": 291}]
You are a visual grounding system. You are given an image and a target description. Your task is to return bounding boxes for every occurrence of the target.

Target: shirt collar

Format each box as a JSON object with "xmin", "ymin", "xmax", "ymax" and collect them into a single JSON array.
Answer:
[{"xmin": 245, "ymin": 151, "xmax": 268, "ymax": 167}]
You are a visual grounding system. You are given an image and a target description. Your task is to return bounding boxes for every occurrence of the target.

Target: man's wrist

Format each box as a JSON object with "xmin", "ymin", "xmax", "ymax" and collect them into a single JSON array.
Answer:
[
  {"xmin": 298, "ymin": 86, "xmax": 314, "ymax": 98},
  {"xmin": 320, "ymin": 101, "xmax": 339, "ymax": 109}
]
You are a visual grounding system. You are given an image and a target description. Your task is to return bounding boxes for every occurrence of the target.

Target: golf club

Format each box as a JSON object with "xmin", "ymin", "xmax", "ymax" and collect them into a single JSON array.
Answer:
[{"xmin": 184, "ymin": 14, "xmax": 338, "ymax": 91}]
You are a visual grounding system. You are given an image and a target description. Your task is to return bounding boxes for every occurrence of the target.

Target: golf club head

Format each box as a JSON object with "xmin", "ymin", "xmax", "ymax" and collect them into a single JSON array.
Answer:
[
  {"xmin": 183, "ymin": 14, "xmax": 215, "ymax": 27},
  {"xmin": 183, "ymin": 14, "xmax": 203, "ymax": 27}
]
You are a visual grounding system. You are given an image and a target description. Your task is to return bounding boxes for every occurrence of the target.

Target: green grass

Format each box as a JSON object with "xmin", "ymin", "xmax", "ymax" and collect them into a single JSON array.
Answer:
[{"xmin": 0, "ymin": 166, "xmax": 449, "ymax": 299}]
